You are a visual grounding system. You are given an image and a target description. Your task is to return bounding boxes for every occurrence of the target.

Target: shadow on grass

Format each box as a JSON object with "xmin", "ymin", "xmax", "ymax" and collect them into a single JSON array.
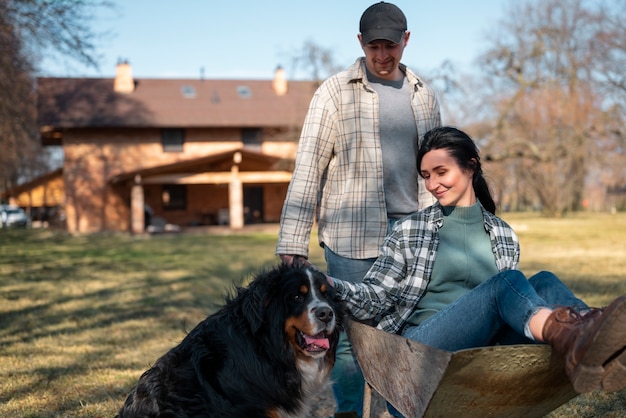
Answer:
[
  {"xmin": 0, "ymin": 229, "xmax": 291, "ymax": 415},
  {"xmin": 1, "ymin": 226, "xmax": 625, "ymax": 417}
]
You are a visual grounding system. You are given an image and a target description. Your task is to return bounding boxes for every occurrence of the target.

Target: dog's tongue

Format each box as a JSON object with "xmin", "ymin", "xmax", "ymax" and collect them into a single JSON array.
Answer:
[{"xmin": 304, "ymin": 332, "xmax": 330, "ymax": 350}]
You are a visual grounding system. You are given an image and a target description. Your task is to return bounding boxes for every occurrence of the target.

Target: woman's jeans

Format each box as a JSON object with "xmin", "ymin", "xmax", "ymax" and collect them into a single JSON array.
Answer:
[
  {"xmin": 402, "ymin": 270, "xmax": 586, "ymax": 349},
  {"xmin": 386, "ymin": 269, "xmax": 587, "ymax": 417},
  {"xmin": 325, "ymin": 219, "xmax": 397, "ymax": 417}
]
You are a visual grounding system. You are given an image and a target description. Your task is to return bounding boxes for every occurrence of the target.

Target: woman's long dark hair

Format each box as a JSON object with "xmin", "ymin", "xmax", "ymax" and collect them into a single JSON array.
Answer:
[{"xmin": 417, "ymin": 126, "xmax": 496, "ymax": 215}]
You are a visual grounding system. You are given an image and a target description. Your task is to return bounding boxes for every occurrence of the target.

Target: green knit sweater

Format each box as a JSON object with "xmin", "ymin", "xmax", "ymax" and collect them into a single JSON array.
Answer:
[{"xmin": 407, "ymin": 203, "xmax": 498, "ymax": 326}]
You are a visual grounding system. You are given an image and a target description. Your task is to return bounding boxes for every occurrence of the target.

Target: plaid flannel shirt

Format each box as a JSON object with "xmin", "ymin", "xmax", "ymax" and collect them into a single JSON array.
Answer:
[
  {"xmin": 276, "ymin": 58, "xmax": 441, "ymax": 259},
  {"xmin": 333, "ymin": 202, "xmax": 521, "ymax": 334}
]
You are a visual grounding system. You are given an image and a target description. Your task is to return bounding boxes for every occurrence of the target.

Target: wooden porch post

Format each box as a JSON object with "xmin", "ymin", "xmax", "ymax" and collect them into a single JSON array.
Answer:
[
  {"xmin": 131, "ymin": 174, "xmax": 145, "ymax": 235},
  {"xmin": 229, "ymin": 152, "xmax": 244, "ymax": 229}
]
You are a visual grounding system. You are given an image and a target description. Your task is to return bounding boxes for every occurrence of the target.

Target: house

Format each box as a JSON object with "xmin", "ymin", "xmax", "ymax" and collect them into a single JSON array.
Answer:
[
  {"xmin": 0, "ymin": 168, "xmax": 65, "ymax": 227},
  {"xmin": 10, "ymin": 62, "xmax": 317, "ymax": 234}
]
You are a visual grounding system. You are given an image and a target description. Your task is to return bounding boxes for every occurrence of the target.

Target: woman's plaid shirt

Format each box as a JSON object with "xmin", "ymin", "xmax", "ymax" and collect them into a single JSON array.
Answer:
[{"xmin": 333, "ymin": 202, "xmax": 520, "ymax": 334}]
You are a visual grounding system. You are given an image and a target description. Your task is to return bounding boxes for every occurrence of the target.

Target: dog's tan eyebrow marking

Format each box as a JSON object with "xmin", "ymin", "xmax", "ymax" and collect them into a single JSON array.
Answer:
[{"xmin": 299, "ymin": 284, "xmax": 309, "ymax": 294}]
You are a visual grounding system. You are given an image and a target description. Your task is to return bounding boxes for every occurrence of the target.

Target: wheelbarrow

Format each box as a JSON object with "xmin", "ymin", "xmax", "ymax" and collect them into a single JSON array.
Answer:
[{"xmin": 346, "ymin": 320, "xmax": 578, "ymax": 418}]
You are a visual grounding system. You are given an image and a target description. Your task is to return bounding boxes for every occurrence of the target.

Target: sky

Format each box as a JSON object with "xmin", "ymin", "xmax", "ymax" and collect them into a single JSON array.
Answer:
[{"xmin": 39, "ymin": 0, "xmax": 511, "ymax": 80}]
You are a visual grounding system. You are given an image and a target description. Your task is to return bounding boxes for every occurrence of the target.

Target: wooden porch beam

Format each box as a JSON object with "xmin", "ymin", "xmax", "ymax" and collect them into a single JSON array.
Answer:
[{"xmin": 141, "ymin": 171, "xmax": 293, "ymax": 185}]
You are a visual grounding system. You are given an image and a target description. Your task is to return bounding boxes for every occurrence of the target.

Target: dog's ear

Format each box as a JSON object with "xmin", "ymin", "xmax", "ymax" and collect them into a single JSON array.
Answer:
[
  {"xmin": 242, "ymin": 265, "xmax": 288, "ymax": 334},
  {"xmin": 240, "ymin": 281, "xmax": 266, "ymax": 334},
  {"xmin": 244, "ymin": 266, "xmax": 284, "ymax": 333}
]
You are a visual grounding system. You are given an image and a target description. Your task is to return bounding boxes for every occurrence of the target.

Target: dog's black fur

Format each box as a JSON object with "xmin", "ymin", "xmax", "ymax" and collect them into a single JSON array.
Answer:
[{"xmin": 116, "ymin": 263, "xmax": 344, "ymax": 418}]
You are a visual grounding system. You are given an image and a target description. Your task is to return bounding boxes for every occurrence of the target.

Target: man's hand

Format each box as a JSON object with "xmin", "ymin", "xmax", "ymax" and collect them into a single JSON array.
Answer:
[
  {"xmin": 279, "ymin": 254, "xmax": 334, "ymax": 286},
  {"xmin": 279, "ymin": 254, "xmax": 311, "ymax": 267}
]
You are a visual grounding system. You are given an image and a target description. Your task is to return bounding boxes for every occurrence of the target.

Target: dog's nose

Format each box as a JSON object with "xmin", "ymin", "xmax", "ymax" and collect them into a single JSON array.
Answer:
[{"xmin": 315, "ymin": 306, "xmax": 334, "ymax": 323}]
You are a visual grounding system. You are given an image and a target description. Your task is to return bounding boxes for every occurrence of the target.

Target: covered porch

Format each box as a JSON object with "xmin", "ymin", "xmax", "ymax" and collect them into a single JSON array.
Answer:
[{"xmin": 110, "ymin": 148, "xmax": 293, "ymax": 234}]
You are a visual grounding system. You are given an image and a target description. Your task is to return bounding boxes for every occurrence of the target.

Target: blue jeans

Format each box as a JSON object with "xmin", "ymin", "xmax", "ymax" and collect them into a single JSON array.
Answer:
[
  {"xmin": 325, "ymin": 219, "xmax": 397, "ymax": 417},
  {"xmin": 326, "ymin": 246, "xmax": 375, "ymax": 417},
  {"xmin": 387, "ymin": 270, "xmax": 586, "ymax": 417}
]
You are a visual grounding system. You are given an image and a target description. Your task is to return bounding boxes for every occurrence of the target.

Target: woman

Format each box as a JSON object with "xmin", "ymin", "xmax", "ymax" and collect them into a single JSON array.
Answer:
[{"xmin": 329, "ymin": 126, "xmax": 626, "ymax": 397}]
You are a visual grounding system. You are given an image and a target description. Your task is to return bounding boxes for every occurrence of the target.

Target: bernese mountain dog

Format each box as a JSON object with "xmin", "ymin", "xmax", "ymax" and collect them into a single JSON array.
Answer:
[{"xmin": 116, "ymin": 262, "xmax": 344, "ymax": 418}]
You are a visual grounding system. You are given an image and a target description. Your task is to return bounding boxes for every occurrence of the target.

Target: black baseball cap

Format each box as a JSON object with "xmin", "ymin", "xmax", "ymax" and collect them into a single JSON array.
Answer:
[{"xmin": 359, "ymin": 2, "xmax": 407, "ymax": 45}]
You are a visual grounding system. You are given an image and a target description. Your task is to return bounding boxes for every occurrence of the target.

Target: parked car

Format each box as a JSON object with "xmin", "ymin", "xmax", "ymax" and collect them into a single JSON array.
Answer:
[{"xmin": 0, "ymin": 205, "xmax": 30, "ymax": 228}]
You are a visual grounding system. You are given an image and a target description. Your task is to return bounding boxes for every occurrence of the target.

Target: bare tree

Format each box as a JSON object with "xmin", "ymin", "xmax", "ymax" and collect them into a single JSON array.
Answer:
[
  {"xmin": 0, "ymin": 0, "xmax": 112, "ymax": 196},
  {"xmin": 591, "ymin": 0, "xmax": 626, "ymax": 102},
  {"xmin": 287, "ymin": 40, "xmax": 344, "ymax": 84},
  {"xmin": 477, "ymin": 0, "xmax": 626, "ymax": 215},
  {"xmin": 0, "ymin": 6, "xmax": 35, "ymax": 194}
]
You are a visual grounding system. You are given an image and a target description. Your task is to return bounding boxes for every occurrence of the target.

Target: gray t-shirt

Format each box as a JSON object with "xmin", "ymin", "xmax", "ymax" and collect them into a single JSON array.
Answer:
[{"xmin": 367, "ymin": 70, "xmax": 419, "ymax": 218}]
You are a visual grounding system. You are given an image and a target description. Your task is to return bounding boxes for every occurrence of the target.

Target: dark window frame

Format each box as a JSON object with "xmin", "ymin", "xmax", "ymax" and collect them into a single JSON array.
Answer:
[
  {"xmin": 162, "ymin": 128, "xmax": 185, "ymax": 152},
  {"xmin": 242, "ymin": 128, "xmax": 262, "ymax": 150}
]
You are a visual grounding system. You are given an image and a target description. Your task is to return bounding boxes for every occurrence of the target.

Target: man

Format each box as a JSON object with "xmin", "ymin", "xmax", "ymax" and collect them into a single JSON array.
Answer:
[{"xmin": 276, "ymin": 2, "xmax": 441, "ymax": 416}]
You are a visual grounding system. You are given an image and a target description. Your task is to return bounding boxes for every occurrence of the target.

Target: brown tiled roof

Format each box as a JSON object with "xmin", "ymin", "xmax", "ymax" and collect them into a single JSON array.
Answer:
[
  {"xmin": 37, "ymin": 77, "xmax": 317, "ymax": 128},
  {"xmin": 109, "ymin": 148, "xmax": 290, "ymax": 184}
]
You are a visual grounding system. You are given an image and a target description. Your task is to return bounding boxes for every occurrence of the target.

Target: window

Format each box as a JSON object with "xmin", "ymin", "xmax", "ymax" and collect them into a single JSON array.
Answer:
[
  {"xmin": 162, "ymin": 129, "xmax": 184, "ymax": 152},
  {"xmin": 236, "ymin": 85, "xmax": 252, "ymax": 98},
  {"xmin": 162, "ymin": 185, "xmax": 187, "ymax": 210},
  {"xmin": 181, "ymin": 85, "xmax": 196, "ymax": 98},
  {"xmin": 242, "ymin": 128, "xmax": 262, "ymax": 151}
]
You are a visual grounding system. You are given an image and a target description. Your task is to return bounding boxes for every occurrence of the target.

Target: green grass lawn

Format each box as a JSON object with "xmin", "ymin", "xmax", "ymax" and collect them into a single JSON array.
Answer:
[{"xmin": 0, "ymin": 212, "xmax": 625, "ymax": 417}]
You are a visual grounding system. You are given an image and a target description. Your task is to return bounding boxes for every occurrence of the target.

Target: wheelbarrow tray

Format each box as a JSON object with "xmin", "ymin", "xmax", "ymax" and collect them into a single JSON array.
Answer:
[{"xmin": 347, "ymin": 320, "xmax": 577, "ymax": 418}]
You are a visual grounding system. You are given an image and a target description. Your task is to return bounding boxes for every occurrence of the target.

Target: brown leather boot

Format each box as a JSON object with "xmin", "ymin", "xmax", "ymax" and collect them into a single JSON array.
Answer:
[
  {"xmin": 542, "ymin": 295, "xmax": 626, "ymax": 393},
  {"xmin": 603, "ymin": 350, "xmax": 626, "ymax": 392}
]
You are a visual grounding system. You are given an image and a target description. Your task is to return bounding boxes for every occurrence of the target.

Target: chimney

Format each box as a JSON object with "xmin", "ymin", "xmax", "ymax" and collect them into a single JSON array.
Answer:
[
  {"xmin": 114, "ymin": 60, "xmax": 135, "ymax": 93},
  {"xmin": 272, "ymin": 66, "xmax": 288, "ymax": 96}
]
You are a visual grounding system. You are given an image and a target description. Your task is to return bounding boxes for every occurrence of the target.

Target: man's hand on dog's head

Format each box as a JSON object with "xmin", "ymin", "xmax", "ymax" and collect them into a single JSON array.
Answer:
[
  {"xmin": 278, "ymin": 255, "xmax": 334, "ymax": 286},
  {"xmin": 279, "ymin": 254, "xmax": 311, "ymax": 268}
]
